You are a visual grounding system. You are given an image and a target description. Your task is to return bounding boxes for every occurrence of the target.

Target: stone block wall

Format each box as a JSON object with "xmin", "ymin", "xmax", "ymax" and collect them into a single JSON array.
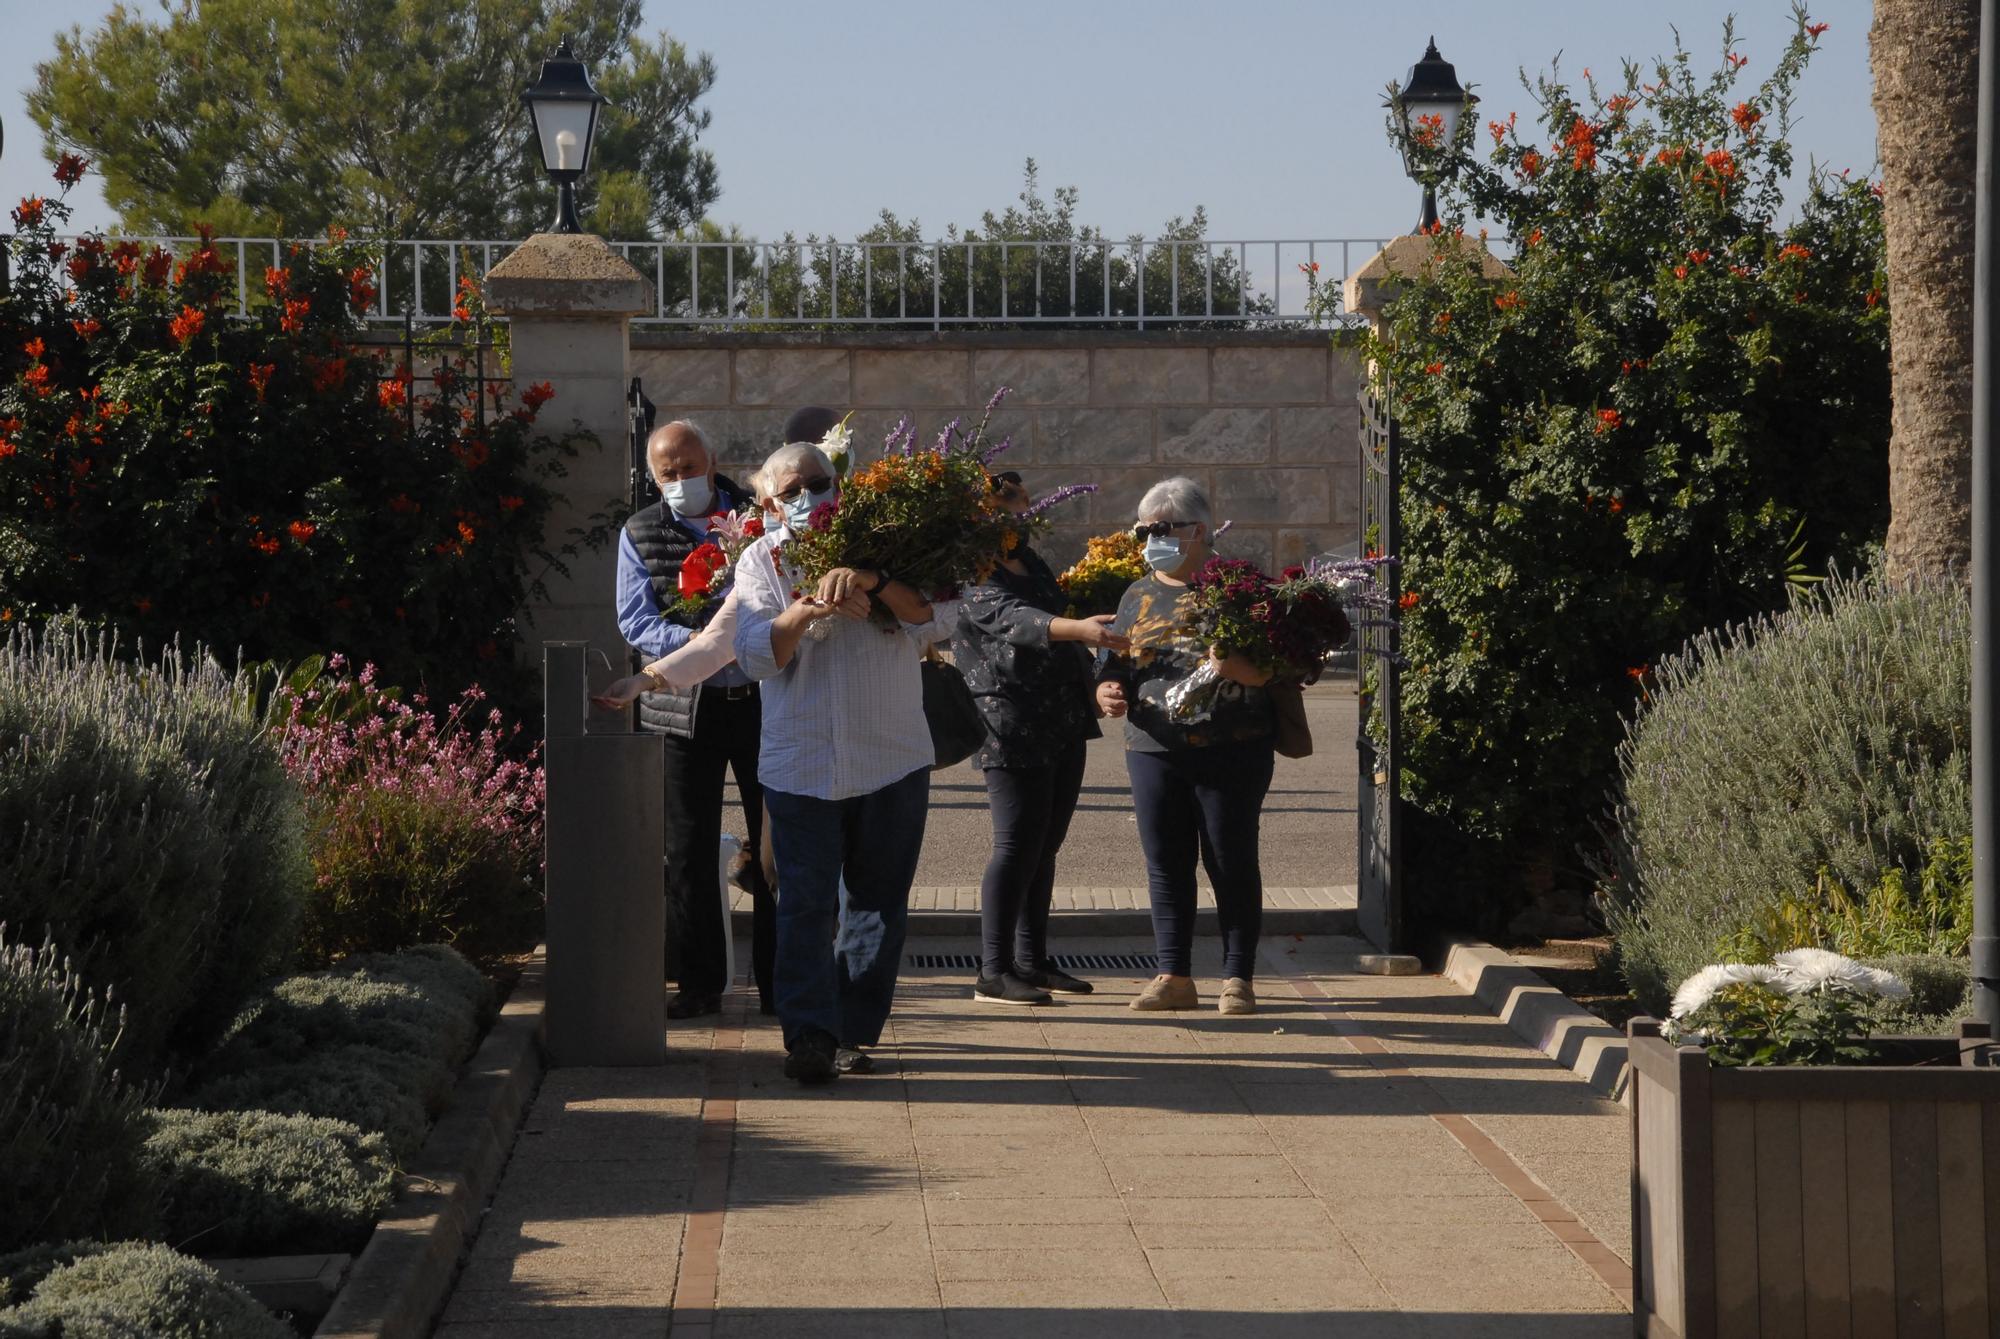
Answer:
[{"xmin": 629, "ymin": 331, "xmax": 1363, "ymax": 573}]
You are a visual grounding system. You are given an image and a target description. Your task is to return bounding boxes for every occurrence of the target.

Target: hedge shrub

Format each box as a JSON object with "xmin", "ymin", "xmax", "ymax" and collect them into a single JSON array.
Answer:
[
  {"xmin": 0, "ymin": 933, "xmax": 155, "ymax": 1254},
  {"xmin": 142, "ymin": 1110, "xmax": 397, "ymax": 1257},
  {"xmin": 191, "ymin": 1053, "xmax": 430, "ymax": 1164},
  {"xmin": 189, "ymin": 945, "xmax": 492, "ymax": 1158},
  {"xmin": 0, "ymin": 626, "xmax": 308, "ymax": 1071},
  {"xmin": 1605, "ymin": 573, "xmax": 1968, "ymax": 1012},
  {"xmin": 1, "ymin": 167, "xmax": 602, "ymax": 703},
  {"xmin": 1344, "ymin": 13, "xmax": 1887, "ymax": 925},
  {"xmin": 0, "ymin": 1241, "xmax": 289, "ymax": 1338}
]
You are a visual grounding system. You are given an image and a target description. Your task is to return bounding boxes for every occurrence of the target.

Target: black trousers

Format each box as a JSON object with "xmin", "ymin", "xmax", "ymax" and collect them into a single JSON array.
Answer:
[
  {"xmin": 661, "ymin": 687, "xmax": 773, "ymax": 999},
  {"xmin": 979, "ymin": 741, "xmax": 1088, "ymax": 980},
  {"xmin": 1126, "ymin": 740, "xmax": 1274, "ymax": 980}
]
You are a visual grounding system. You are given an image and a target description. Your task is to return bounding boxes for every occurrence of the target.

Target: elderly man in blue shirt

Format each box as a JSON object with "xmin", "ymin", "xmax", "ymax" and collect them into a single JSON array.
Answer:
[
  {"xmin": 732, "ymin": 437, "xmax": 956, "ymax": 1084},
  {"xmin": 615, "ymin": 419, "xmax": 770, "ymax": 1019}
]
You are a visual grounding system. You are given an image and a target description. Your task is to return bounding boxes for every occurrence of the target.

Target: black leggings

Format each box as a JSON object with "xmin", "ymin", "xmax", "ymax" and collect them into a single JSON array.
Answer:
[
  {"xmin": 1126, "ymin": 740, "xmax": 1275, "ymax": 980},
  {"xmin": 979, "ymin": 741, "xmax": 1088, "ymax": 980}
]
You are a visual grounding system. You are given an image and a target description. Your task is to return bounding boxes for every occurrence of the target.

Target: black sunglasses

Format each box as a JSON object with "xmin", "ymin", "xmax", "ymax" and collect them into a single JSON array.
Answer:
[
  {"xmin": 988, "ymin": 471, "xmax": 1023, "ymax": 491},
  {"xmin": 773, "ymin": 476, "xmax": 834, "ymax": 504},
  {"xmin": 1131, "ymin": 520, "xmax": 1196, "ymax": 540}
]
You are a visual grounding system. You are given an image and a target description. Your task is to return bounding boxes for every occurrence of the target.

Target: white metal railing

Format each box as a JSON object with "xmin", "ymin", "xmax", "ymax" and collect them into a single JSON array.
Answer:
[{"xmin": 49, "ymin": 235, "xmax": 1383, "ymax": 329}]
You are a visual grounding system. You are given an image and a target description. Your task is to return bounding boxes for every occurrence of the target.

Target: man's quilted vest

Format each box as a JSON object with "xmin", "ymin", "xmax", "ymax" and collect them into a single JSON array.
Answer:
[{"xmin": 622, "ymin": 475, "xmax": 747, "ymax": 738}]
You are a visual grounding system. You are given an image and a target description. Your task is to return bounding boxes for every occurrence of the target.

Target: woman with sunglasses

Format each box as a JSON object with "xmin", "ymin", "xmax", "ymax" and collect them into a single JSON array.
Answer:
[
  {"xmin": 1094, "ymin": 477, "xmax": 1275, "ymax": 1015},
  {"xmin": 950, "ymin": 472, "xmax": 1131, "ymax": 1006}
]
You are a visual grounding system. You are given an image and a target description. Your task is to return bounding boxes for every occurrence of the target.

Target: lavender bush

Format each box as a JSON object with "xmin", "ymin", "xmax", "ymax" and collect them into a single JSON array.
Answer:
[
  {"xmin": 0, "ymin": 931, "xmax": 156, "ymax": 1253},
  {"xmin": 0, "ymin": 626, "xmax": 308, "ymax": 1071},
  {"xmin": 1604, "ymin": 572, "xmax": 1969, "ymax": 1013}
]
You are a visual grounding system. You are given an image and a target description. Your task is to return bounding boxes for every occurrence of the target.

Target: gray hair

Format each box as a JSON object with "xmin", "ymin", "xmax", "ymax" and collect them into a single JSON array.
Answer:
[
  {"xmin": 760, "ymin": 441, "xmax": 835, "ymax": 485},
  {"xmin": 1136, "ymin": 476, "xmax": 1212, "ymax": 531},
  {"xmin": 649, "ymin": 419, "xmax": 714, "ymax": 466}
]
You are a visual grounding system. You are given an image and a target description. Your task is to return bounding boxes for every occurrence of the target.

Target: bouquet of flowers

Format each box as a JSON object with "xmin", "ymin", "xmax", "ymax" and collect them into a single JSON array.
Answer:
[
  {"xmin": 1058, "ymin": 530, "xmax": 1148, "ymax": 618},
  {"xmin": 663, "ymin": 510, "xmax": 766, "ymax": 621},
  {"xmin": 1164, "ymin": 555, "xmax": 1389, "ymax": 721},
  {"xmin": 1665, "ymin": 948, "xmax": 1909, "ymax": 1067},
  {"xmin": 782, "ymin": 388, "xmax": 1042, "ymax": 608}
]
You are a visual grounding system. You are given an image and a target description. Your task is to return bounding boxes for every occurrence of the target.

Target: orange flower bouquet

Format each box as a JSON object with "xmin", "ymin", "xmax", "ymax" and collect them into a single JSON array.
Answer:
[{"xmin": 780, "ymin": 392, "xmax": 1024, "ymax": 606}]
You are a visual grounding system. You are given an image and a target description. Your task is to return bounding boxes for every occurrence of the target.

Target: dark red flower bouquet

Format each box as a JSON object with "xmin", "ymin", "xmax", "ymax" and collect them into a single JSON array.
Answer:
[{"xmin": 1165, "ymin": 556, "xmax": 1372, "ymax": 720}]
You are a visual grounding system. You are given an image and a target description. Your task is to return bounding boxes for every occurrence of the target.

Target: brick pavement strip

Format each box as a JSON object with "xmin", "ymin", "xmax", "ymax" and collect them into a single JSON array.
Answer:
[{"xmin": 437, "ymin": 936, "xmax": 1630, "ymax": 1337}]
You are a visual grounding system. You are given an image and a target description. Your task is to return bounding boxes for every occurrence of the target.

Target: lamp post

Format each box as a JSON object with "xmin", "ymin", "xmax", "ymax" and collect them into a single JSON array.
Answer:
[
  {"xmin": 1971, "ymin": 0, "xmax": 1998, "ymax": 1027},
  {"xmin": 521, "ymin": 38, "xmax": 609, "ymax": 235},
  {"xmin": 1391, "ymin": 38, "xmax": 1475, "ymax": 234}
]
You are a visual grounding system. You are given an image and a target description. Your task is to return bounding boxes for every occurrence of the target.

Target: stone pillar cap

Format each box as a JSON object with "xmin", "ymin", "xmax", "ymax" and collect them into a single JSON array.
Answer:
[
  {"xmin": 485, "ymin": 232, "xmax": 656, "ymax": 318},
  {"xmin": 1344, "ymin": 232, "xmax": 1513, "ymax": 326}
]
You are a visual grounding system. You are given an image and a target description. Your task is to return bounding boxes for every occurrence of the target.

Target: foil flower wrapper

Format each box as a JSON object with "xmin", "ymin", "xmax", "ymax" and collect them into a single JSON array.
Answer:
[{"xmin": 1163, "ymin": 657, "xmax": 1224, "ymax": 722}]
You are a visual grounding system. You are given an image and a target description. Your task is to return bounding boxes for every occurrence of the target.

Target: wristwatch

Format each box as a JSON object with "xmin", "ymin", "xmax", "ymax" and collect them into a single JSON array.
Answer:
[{"xmin": 866, "ymin": 569, "xmax": 890, "ymax": 593}]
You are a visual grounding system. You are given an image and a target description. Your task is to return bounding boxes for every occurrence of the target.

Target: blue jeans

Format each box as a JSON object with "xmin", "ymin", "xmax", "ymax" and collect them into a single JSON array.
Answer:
[
  {"xmin": 764, "ymin": 767, "xmax": 931, "ymax": 1051},
  {"xmin": 1126, "ymin": 741, "xmax": 1274, "ymax": 980}
]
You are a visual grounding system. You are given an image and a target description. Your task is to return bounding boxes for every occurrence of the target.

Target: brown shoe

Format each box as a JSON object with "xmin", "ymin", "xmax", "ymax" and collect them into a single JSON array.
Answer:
[
  {"xmin": 1129, "ymin": 974, "xmax": 1198, "ymax": 1011},
  {"xmin": 1218, "ymin": 978, "xmax": 1257, "ymax": 1015}
]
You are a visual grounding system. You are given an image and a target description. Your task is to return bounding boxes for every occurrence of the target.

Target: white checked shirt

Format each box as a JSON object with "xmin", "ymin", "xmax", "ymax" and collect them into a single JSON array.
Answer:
[{"xmin": 732, "ymin": 530, "xmax": 956, "ymax": 801}]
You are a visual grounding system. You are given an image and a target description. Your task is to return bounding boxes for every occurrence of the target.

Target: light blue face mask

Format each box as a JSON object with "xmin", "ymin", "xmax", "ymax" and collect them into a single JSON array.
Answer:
[
  {"xmin": 662, "ymin": 474, "xmax": 714, "ymax": 518},
  {"xmin": 1143, "ymin": 535, "xmax": 1185, "ymax": 571},
  {"xmin": 782, "ymin": 487, "xmax": 835, "ymax": 531}
]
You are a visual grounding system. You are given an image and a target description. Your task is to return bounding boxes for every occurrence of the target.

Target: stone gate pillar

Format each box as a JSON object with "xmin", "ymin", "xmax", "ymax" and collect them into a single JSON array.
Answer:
[{"xmin": 485, "ymin": 234, "xmax": 654, "ymax": 695}]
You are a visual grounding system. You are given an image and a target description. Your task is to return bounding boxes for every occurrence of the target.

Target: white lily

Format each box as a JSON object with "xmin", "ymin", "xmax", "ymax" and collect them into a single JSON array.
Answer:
[{"xmin": 820, "ymin": 413, "xmax": 854, "ymax": 477}]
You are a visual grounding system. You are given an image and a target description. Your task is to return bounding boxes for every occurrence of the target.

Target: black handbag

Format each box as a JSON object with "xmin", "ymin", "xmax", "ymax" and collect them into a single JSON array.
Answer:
[{"xmin": 920, "ymin": 649, "xmax": 986, "ymax": 769}]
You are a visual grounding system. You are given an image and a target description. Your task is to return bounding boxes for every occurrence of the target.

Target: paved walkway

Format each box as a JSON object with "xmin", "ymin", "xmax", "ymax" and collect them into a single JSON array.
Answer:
[{"xmin": 438, "ymin": 936, "xmax": 1631, "ymax": 1338}]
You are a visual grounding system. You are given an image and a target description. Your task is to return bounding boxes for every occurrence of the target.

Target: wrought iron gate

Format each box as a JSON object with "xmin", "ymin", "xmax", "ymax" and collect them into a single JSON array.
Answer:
[{"xmin": 1356, "ymin": 388, "xmax": 1403, "ymax": 952}]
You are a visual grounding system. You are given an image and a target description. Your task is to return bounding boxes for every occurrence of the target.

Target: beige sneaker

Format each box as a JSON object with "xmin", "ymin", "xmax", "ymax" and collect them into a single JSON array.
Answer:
[
  {"xmin": 1218, "ymin": 978, "xmax": 1257, "ymax": 1015},
  {"xmin": 1129, "ymin": 974, "xmax": 1198, "ymax": 1011}
]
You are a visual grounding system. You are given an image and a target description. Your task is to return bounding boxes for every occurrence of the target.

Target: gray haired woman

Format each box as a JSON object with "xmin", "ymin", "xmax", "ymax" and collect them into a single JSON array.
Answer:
[{"xmin": 1093, "ymin": 476, "xmax": 1275, "ymax": 1014}]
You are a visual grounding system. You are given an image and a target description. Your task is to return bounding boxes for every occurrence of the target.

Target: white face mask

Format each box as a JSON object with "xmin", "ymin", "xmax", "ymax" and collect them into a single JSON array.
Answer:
[
  {"xmin": 781, "ymin": 486, "xmax": 835, "ymax": 531},
  {"xmin": 1143, "ymin": 535, "xmax": 1184, "ymax": 571},
  {"xmin": 662, "ymin": 474, "xmax": 714, "ymax": 518}
]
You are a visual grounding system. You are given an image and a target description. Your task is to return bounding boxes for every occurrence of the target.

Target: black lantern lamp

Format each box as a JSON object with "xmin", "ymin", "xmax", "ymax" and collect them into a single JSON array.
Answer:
[
  {"xmin": 521, "ymin": 38, "xmax": 610, "ymax": 234},
  {"xmin": 1392, "ymin": 38, "xmax": 1476, "ymax": 233}
]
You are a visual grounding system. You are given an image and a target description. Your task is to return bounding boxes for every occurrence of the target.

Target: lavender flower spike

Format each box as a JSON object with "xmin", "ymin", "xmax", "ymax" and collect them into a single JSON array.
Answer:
[
  {"xmin": 983, "ymin": 385, "xmax": 1012, "ymax": 416},
  {"xmin": 982, "ymin": 435, "xmax": 1016, "ymax": 465},
  {"xmin": 932, "ymin": 417, "xmax": 961, "ymax": 455},
  {"xmin": 1211, "ymin": 519, "xmax": 1234, "ymax": 540},
  {"xmin": 884, "ymin": 416, "xmax": 914, "ymax": 457},
  {"xmin": 1023, "ymin": 483, "xmax": 1097, "ymax": 518}
]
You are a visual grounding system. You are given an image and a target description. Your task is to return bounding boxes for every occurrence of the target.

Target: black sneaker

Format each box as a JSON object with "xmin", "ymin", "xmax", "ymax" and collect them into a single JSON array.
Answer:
[
  {"xmin": 666, "ymin": 991, "xmax": 722, "ymax": 1020},
  {"xmin": 835, "ymin": 1046, "xmax": 875, "ymax": 1074},
  {"xmin": 1020, "ymin": 966, "xmax": 1094, "ymax": 996},
  {"xmin": 973, "ymin": 972, "xmax": 1053, "ymax": 1006},
  {"xmin": 784, "ymin": 1030, "xmax": 838, "ymax": 1084}
]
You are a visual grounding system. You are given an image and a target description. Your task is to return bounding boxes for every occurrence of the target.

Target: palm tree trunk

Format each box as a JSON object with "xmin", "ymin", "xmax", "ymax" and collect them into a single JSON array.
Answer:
[{"xmin": 1873, "ymin": 0, "xmax": 1981, "ymax": 579}]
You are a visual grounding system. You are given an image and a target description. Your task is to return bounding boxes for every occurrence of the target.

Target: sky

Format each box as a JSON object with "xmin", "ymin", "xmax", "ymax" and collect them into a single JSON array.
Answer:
[{"xmin": 0, "ymin": 0, "xmax": 1879, "ymax": 250}]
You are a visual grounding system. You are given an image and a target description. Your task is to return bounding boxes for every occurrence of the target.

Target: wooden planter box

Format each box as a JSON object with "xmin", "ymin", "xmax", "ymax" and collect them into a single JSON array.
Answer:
[{"xmin": 1628, "ymin": 1018, "xmax": 2000, "ymax": 1338}]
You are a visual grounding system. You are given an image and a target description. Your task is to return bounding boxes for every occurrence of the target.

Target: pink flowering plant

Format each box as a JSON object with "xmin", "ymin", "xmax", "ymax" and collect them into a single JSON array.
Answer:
[{"xmin": 275, "ymin": 656, "xmax": 544, "ymax": 964}]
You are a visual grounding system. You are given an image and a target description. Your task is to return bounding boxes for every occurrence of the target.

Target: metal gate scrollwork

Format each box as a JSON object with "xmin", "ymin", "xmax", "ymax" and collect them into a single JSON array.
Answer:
[{"xmin": 1356, "ymin": 388, "xmax": 1402, "ymax": 952}]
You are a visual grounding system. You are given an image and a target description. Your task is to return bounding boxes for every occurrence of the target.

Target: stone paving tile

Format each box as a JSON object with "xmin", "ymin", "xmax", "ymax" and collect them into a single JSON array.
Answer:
[{"xmin": 439, "ymin": 933, "xmax": 1631, "ymax": 1331}]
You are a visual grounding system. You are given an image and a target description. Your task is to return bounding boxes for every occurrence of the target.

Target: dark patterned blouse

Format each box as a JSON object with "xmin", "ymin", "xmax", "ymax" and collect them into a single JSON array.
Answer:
[
  {"xmin": 1096, "ymin": 573, "xmax": 1275, "ymax": 752},
  {"xmin": 949, "ymin": 547, "xmax": 1102, "ymax": 770}
]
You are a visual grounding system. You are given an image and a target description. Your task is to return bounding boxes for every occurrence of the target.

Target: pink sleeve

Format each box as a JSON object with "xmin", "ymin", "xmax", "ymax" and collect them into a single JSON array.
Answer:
[{"xmin": 642, "ymin": 588, "xmax": 740, "ymax": 691}]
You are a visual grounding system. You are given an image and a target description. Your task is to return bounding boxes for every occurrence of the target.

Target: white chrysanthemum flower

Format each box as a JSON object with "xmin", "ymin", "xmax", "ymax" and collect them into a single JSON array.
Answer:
[
  {"xmin": 1772, "ymin": 947, "xmax": 1909, "ymax": 999},
  {"xmin": 1669, "ymin": 963, "xmax": 1788, "ymax": 1018}
]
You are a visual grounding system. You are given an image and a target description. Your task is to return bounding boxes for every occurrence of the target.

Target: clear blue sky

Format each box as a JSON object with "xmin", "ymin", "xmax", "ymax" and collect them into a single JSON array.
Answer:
[{"xmin": 0, "ymin": 0, "xmax": 1877, "ymax": 244}]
